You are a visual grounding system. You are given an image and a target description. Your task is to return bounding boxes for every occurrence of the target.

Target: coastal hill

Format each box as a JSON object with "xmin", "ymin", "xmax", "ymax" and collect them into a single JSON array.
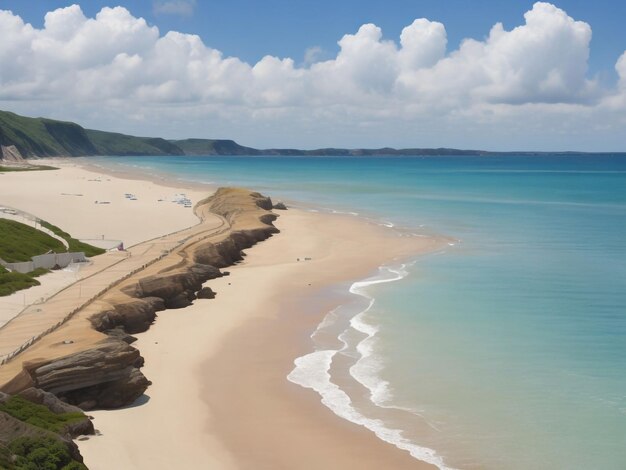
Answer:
[{"xmin": 0, "ymin": 109, "xmax": 622, "ymax": 159}]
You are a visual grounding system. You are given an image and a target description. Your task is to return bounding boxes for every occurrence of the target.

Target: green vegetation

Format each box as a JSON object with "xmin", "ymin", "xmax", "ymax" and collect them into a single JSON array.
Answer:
[
  {"xmin": 0, "ymin": 397, "xmax": 86, "ymax": 435},
  {"xmin": 1, "ymin": 108, "xmax": 256, "ymax": 157},
  {"xmin": 0, "ymin": 218, "xmax": 102, "ymax": 297},
  {"xmin": 28, "ymin": 267, "xmax": 50, "ymax": 278},
  {"xmin": 0, "ymin": 398, "xmax": 88, "ymax": 469},
  {"xmin": 0, "ymin": 110, "xmax": 97, "ymax": 158},
  {"xmin": 173, "ymin": 138, "xmax": 259, "ymax": 156},
  {"xmin": 85, "ymin": 129, "xmax": 184, "ymax": 156},
  {"xmin": 0, "ymin": 165, "xmax": 58, "ymax": 173},
  {"xmin": 39, "ymin": 221, "xmax": 105, "ymax": 258},
  {"xmin": 0, "ymin": 442, "xmax": 14, "ymax": 469},
  {"xmin": 0, "ymin": 271, "xmax": 41, "ymax": 297},
  {"xmin": 7, "ymin": 436, "xmax": 87, "ymax": 470},
  {"xmin": 0, "ymin": 268, "xmax": 50, "ymax": 297},
  {"xmin": 0, "ymin": 219, "xmax": 65, "ymax": 263}
]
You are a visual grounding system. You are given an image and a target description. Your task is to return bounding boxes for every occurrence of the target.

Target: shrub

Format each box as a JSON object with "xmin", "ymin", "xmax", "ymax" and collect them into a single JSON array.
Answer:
[
  {"xmin": 0, "ymin": 396, "xmax": 86, "ymax": 434},
  {"xmin": 8, "ymin": 436, "xmax": 87, "ymax": 470}
]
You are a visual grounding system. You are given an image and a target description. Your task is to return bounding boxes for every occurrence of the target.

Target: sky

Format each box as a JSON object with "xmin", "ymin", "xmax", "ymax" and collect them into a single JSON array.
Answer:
[{"xmin": 0, "ymin": 0, "xmax": 625, "ymax": 151}]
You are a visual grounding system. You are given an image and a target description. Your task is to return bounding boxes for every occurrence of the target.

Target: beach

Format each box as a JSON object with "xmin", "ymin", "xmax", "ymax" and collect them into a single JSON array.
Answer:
[{"xmin": 0, "ymin": 161, "xmax": 444, "ymax": 469}]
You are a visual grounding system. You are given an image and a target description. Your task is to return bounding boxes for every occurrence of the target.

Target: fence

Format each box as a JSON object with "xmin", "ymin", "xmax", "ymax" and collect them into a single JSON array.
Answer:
[{"xmin": 3, "ymin": 252, "xmax": 87, "ymax": 274}]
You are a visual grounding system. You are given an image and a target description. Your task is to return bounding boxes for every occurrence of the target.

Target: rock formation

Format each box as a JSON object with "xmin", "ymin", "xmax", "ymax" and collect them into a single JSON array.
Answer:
[
  {"xmin": 0, "ymin": 145, "xmax": 25, "ymax": 162},
  {"xmin": 197, "ymin": 287, "xmax": 216, "ymax": 299},
  {"xmin": 2, "ymin": 339, "xmax": 150, "ymax": 411},
  {"xmin": 1, "ymin": 188, "xmax": 280, "ymax": 414}
]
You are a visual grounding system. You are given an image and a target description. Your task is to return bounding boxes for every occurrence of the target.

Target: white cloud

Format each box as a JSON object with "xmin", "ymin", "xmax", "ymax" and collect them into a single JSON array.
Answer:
[
  {"xmin": 617, "ymin": 52, "xmax": 626, "ymax": 87},
  {"xmin": 153, "ymin": 0, "xmax": 196, "ymax": 17},
  {"xmin": 0, "ymin": 2, "xmax": 624, "ymax": 150}
]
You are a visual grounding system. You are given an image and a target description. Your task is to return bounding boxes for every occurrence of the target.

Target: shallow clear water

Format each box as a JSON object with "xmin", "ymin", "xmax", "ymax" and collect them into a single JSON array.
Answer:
[{"xmin": 93, "ymin": 155, "xmax": 626, "ymax": 469}]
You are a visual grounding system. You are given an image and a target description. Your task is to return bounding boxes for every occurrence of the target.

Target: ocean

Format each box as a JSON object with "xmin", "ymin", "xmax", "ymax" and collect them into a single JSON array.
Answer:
[{"xmin": 92, "ymin": 155, "xmax": 626, "ymax": 470}]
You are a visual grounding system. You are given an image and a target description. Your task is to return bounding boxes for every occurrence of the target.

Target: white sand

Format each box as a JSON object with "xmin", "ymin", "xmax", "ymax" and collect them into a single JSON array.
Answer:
[{"xmin": 0, "ymin": 161, "xmax": 205, "ymax": 247}]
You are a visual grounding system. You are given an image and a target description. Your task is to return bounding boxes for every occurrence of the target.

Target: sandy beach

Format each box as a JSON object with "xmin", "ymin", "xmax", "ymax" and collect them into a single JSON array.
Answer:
[
  {"xmin": 1, "ymin": 161, "xmax": 445, "ymax": 469},
  {"xmin": 0, "ymin": 160, "xmax": 205, "ymax": 247}
]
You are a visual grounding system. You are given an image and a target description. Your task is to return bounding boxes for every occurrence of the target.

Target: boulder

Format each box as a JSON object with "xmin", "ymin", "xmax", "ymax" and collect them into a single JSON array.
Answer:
[
  {"xmin": 25, "ymin": 339, "xmax": 150, "ymax": 410},
  {"xmin": 197, "ymin": 287, "xmax": 216, "ymax": 299},
  {"xmin": 90, "ymin": 297, "xmax": 164, "ymax": 334}
]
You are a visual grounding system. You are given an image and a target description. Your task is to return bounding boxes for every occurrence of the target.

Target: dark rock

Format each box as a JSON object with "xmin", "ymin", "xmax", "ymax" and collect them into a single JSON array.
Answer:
[
  {"xmin": 273, "ymin": 201, "xmax": 287, "ymax": 210},
  {"xmin": 197, "ymin": 287, "xmax": 216, "ymax": 299},
  {"xmin": 164, "ymin": 291, "xmax": 193, "ymax": 309},
  {"xmin": 90, "ymin": 297, "xmax": 163, "ymax": 334},
  {"xmin": 251, "ymin": 192, "xmax": 273, "ymax": 210},
  {"xmin": 25, "ymin": 340, "xmax": 150, "ymax": 410},
  {"xmin": 105, "ymin": 326, "xmax": 138, "ymax": 344}
]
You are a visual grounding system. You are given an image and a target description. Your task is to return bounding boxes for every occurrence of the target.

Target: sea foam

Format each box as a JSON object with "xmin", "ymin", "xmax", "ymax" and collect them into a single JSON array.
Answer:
[{"xmin": 287, "ymin": 264, "xmax": 452, "ymax": 470}]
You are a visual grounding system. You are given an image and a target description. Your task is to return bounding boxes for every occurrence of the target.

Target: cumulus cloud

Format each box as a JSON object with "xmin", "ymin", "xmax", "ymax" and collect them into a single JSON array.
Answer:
[{"xmin": 0, "ymin": 2, "xmax": 624, "ymax": 149}]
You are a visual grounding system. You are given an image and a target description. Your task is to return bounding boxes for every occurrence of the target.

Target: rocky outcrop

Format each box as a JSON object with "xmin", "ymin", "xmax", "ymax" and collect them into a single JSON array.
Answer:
[
  {"xmin": 89, "ymin": 297, "xmax": 164, "ymax": 335},
  {"xmin": 0, "ymin": 145, "xmax": 25, "ymax": 162},
  {"xmin": 197, "ymin": 287, "xmax": 216, "ymax": 299},
  {"xmin": 3, "ymin": 340, "xmax": 150, "ymax": 411},
  {"xmin": 2, "ymin": 188, "xmax": 279, "ymax": 413},
  {"xmin": 273, "ymin": 201, "xmax": 287, "ymax": 210}
]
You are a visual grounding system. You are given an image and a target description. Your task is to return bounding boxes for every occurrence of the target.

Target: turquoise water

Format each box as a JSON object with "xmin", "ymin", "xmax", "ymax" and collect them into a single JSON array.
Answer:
[{"xmin": 93, "ymin": 155, "xmax": 626, "ymax": 469}]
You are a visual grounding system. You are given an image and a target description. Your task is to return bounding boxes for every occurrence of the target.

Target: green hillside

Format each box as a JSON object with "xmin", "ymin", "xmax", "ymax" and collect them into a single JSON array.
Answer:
[
  {"xmin": 0, "ymin": 111, "xmax": 97, "ymax": 158},
  {"xmin": 173, "ymin": 138, "xmax": 259, "ymax": 155},
  {"xmin": 86, "ymin": 129, "xmax": 184, "ymax": 156},
  {"xmin": 3, "ymin": 108, "xmax": 624, "ymax": 158},
  {"xmin": 0, "ymin": 219, "xmax": 66, "ymax": 263},
  {"xmin": 0, "ymin": 219, "xmax": 105, "ymax": 296}
]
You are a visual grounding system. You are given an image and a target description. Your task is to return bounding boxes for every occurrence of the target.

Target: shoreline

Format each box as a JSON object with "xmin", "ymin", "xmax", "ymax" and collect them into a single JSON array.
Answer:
[
  {"xmin": 74, "ymin": 158, "xmax": 448, "ymax": 468},
  {"xmin": 194, "ymin": 212, "xmax": 446, "ymax": 470},
  {"xmin": 1, "ymin": 159, "xmax": 447, "ymax": 469}
]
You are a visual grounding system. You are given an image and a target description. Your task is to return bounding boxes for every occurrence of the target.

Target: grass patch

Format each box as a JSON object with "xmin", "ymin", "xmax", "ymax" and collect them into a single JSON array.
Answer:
[
  {"xmin": 39, "ymin": 221, "xmax": 105, "ymax": 258},
  {"xmin": 28, "ymin": 267, "xmax": 50, "ymax": 278},
  {"xmin": 7, "ymin": 436, "xmax": 87, "ymax": 470},
  {"xmin": 0, "ymin": 268, "xmax": 48, "ymax": 297},
  {"xmin": 0, "ymin": 165, "xmax": 58, "ymax": 173},
  {"xmin": 0, "ymin": 219, "xmax": 65, "ymax": 263},
  {"xmin": 0, "ymin": 218, "xmax": 102, "ymax": 297},
  {"xmin": 0, "ymin": 397, "xmax": 86, "ymax": 435},
  {"xmin": 0, "ymin": 271, "xmax": 40, "ymax": 297}
]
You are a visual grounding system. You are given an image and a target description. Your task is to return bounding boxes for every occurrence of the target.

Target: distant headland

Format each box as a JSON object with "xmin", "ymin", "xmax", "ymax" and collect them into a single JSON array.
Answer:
[{"xmin": 0, "ymin": 109, "xmax": 623, "ymax": 160}]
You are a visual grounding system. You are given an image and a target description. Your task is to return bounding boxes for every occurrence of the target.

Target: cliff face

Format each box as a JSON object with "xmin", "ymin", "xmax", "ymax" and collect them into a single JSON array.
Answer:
[
  {"xmin": 1, "ymin": 188, "xmax": 279, "ymax": 412},
  {"xmin": 0, "ymin": 145, "xmax": 25, "ymax": 162}
]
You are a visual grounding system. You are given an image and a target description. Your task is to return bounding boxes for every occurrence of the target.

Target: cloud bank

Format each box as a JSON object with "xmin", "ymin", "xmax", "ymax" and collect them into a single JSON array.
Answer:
[{"xmin": 0, "ymin": 2, "xmax": 624, "ymax": 150}]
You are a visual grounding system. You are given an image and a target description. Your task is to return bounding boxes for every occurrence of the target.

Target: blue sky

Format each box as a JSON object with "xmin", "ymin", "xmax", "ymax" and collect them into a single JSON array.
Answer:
[{"xmin": 0, "ymin": 1, "xmax": 625, "ymax": 150}]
